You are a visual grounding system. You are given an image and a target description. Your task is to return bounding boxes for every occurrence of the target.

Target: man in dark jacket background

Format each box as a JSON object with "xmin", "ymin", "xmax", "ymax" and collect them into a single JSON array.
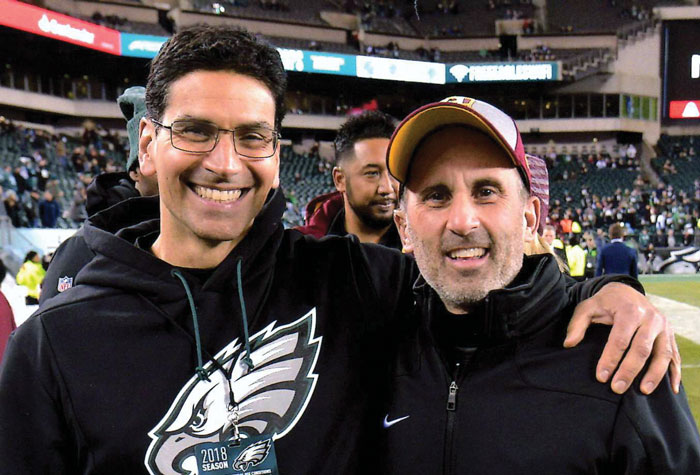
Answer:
[
  {"xmin": 38, "ymin": 191, "xmax": 60, "ymax": 228},
  {"xmin": 385, "ymin": 96, "xmax": 699, "ymax": 473},
  {"xmin": 596, "ymin": 222, "xmax": 639, "ymax": 278}
]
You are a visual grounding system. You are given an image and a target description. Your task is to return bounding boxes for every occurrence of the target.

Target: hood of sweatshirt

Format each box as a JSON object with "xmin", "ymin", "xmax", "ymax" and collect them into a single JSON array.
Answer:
[
  {"xmin": 86, "ymin": 171, "xmax": 140, "ymax": 217},
  {"xmin": 294, "ymin": 190, "xmax": 343, "ymax": 239}
]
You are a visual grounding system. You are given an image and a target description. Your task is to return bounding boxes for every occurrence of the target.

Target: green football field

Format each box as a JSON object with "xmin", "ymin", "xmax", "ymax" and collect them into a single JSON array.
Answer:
[{"xmin": 639, "ymin": 274, "xmax": 700, "ymax": 425}]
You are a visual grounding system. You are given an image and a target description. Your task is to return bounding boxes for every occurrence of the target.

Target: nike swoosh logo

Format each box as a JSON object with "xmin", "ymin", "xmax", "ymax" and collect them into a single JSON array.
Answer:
[{"xmin": 383, "ymin": 414, "xmax": 410, "ymax": 428}]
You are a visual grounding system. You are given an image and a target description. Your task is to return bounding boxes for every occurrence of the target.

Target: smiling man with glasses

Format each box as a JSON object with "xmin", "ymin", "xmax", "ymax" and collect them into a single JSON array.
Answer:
[{"xmin": 0, "ymin": 25, "xmax": 684, "ymax": 475}]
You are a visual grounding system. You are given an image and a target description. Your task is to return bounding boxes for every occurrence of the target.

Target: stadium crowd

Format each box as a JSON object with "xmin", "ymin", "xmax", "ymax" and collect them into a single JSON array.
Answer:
[
  {"xmin": 0, "ymin": 116, "xmax": 126, "ymax": 229},
  {"xmin": 2, "ymin": 113, "xmax": 699, "ymax": 269}
]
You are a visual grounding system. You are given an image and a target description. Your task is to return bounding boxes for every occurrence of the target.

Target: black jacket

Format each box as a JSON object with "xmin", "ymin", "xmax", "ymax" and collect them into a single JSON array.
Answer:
[
  {"xmin": 1, "ymin": 188, "xmax": 417, "ymax": 474},
  {"xmin": 381, "ymin": 254, "xmax": 700, "ymax": 474}
]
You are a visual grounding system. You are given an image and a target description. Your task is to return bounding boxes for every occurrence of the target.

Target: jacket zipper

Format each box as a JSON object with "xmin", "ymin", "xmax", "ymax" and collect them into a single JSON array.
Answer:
[{"xmin": 444, "ymin": 362, "xmax": 461, "ymax": 475}]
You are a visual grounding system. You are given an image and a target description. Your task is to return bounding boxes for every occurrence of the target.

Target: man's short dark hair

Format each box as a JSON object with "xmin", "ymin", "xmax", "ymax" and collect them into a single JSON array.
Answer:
[
  {"xmin": 334, "ymin": 111, "xmax": 397, "ymax": 164},
  {"xmin": 146, "ymin": 25, "xmax": 287, "ymax": 129}
]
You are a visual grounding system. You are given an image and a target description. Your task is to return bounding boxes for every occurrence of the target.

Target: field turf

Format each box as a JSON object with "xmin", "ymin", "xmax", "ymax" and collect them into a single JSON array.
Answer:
[{"xmin": 639, "ymin": 274, "xmax": 700, "ymax": 425}]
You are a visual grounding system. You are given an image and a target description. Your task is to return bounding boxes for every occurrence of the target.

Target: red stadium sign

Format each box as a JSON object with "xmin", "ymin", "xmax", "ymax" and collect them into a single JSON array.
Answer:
[
  {"xmin": 669, "ymin": 100, "xmax": 700, "ymax": 119},
  {"xmin": 0, "ymin": 0, "xmax": 120, "ymax": 55}
]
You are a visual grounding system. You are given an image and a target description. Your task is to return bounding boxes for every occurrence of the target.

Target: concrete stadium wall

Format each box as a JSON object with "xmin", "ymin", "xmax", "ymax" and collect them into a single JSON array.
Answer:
[
  {"xmin": 172, "ymin": 10, "xmax": 347, "ymax": 43},
  {"xmin": 44, "ymin": 0, "xmax": 161, "ymax": 23},
  {"xmin": 0, "ymin": 87, "xmax": 121, "ymax": 119}
]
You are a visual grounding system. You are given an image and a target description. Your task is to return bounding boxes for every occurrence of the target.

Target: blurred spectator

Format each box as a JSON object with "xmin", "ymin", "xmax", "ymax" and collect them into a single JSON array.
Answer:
[
  {"xmin": 542, "ymin": 224, "xmax": 567, "ymax": 265},
  {"xmin": 683, "ymin": 225, "xmax": 695, "ymax": 247},
  {"xmin": 582, "ymin": 231, "xmax": 598, "ymax": 278},
  {"xmin": 39, "ymin": 191, "xmax": 60, "ymax": 228},
  {"xmin": 0, "ymin": 259, "xmax": 16, "ymax": 362},
  {"xmin": 596, "ymin": 223, "xmax": 638, "ymax": 278},
  {"xmin": 652, "ymin": 227, "xmax": 668, "ymax": 248},
  {"xmin": 565, "ymin": 233, "xmax": 586, "ymax": 280},
  {"xmin": 66, "ymin": 175, "xmax": 90, "ymax": 224},
  {"xmin": 667, "ymin": 229, "xmax": 676, "ymax": 248},
  {"xmin": 16, "ymin": 251, "xmax": 45, "ymax": 305},
  {"xmin": 637, "ymin": 227, "xmax": 651, "ymax": 252}
]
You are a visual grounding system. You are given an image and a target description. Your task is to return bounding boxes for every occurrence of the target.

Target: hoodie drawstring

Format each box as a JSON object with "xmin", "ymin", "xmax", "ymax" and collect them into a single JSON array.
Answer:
[
  {"xmin": 171, "ymin": 261, "xmax": 255, "ymax": 382},
  {"xmin": 171, "ymin": 269, "xmax": 210, "ymax": 382},
  {"xmin": 236, "ymin": 258, "xmax": 255, "ymax": 371}
]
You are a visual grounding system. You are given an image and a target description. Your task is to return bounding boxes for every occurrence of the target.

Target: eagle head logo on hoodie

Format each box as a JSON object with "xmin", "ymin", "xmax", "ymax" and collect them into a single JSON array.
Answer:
[{"xmin": 144, "ymin": 309, "xmax": 322, "ymax": 475}]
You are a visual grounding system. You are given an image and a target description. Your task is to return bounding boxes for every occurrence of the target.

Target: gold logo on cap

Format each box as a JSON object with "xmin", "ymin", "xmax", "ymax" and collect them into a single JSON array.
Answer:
[{"xmin": 443, "ymin": 96, "xmax": 476, "ymax": 107}]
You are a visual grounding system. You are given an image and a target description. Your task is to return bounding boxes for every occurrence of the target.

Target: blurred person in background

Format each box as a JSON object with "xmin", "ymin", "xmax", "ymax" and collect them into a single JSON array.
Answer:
[
  {"xmin": 38, "ymin": 191, "xmax": 60, "ymax": 228},
  {"xmin": 16, "ymin": 250, "xmax": 45, "ymax": 305},
  {"xmin": 3, "ymin": 191, "xmax": 21, "ymax": 228},
  {"xmin": 542, "ymin": 224, "xmax": 567, "ymax": 264},
  {"xmin": 565, "ymin": 233, "xmax": 586, "ymax": 280},
  {"xmin": 66, "ymin": 175, "xmax": 89, "ymax": 224},
  {"xmin": 652, "ymin": 227, "xmax": 668, "ymax": 248},
  {"xmin": 297, "ymin": 110, "xmax": 401, "ymax": 248},
  {"xmin": 583, "ymin": 230, "xmax": 599, "ymax": 278},
  {"xmin": 637, "ymin": 227, "xmax": 651, "ymax": 253},
  {"xmin": 596, "ymin": 223, "xmax": 638, "ymax": 278},
  {"xmin": 0, "ymin": 259, "xmax": 16, "ymax": 362},
  {"xmin": 667, "ymin": 228, "xmax": 677, "ymax": 248}
]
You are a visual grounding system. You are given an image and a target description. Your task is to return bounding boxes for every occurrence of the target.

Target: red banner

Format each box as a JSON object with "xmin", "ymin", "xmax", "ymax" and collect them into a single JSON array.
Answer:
[
  {"xmin": 0, "ymin": 0, "xmax": 120, "ymax": 55},
  {"xmin": 669, "ymin": 100, "xmax": 700, "ymax": 119}
]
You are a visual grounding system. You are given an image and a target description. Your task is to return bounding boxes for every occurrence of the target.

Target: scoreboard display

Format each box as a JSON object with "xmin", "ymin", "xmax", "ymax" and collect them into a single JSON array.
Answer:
[{"xmin": 661, "ymin": 20, "xmax": 700, "ymax": 123}]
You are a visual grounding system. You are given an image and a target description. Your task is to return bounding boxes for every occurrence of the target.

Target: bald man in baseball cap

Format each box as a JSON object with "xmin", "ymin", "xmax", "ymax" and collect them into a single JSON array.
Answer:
[{"xmin": 381, "ymin": 96, "xmax": 699, "ymax": 473}]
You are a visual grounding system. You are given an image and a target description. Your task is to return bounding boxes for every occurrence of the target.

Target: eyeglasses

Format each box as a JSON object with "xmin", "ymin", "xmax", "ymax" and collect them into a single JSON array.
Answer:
[{"xmin": 151, "ymin": 119, "xmax": 280, "ymax": 159}]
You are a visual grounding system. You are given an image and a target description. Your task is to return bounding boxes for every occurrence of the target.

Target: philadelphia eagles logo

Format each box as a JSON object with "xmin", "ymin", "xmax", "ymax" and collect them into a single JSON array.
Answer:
[
  {"xmin": 233, "ymin": 439, "xmax": 272, "ymax": 471},
  {"xmin": 144, "ymin": 309, "xmax": 322, "ymax": 475}
]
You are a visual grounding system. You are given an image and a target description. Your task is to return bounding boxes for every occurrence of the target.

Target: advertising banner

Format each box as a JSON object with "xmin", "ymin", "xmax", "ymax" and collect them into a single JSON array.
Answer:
[
  {"xmin": 356, "ymin": 56, "xmax": 446, "ymax": 84},
  {"xmin": 121, "ymin": 33, "xmax": 167, "ymax": 58},
  {"xmin": 277, "ymin": 48, "xmax": 356, "ymax": 76},
  {"xmin": 0, "ymin": 0, "xmax": 120, "ymax": 55},
  {"xmin": 446, "ymin": 62, "xmax": 559, "ymax": 83}
]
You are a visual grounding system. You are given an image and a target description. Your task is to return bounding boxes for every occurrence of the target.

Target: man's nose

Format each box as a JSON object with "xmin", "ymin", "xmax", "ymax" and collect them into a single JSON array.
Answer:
[
  {"xmin": 378, "ymin": 170, "xmax": 398, "ymax": 196},
  {"xmin": 202, "ymin": 132, "xmax": 245, "ymax": 175},
  {"xmin": 446, "ymin": 194, "xmax": 479, "ymax": 236}
]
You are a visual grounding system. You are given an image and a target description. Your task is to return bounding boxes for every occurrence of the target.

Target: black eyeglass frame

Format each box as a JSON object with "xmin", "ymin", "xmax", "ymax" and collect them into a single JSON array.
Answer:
[{"xmin": 150, "ymin": 118, "xmax": 281, "ymax": 159}]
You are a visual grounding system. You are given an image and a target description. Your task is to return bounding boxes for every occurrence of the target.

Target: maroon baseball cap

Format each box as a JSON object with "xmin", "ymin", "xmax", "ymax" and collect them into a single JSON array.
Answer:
[
  {"xmin": 387, "ymin": 96, "xmax": 531, "ymax": 190},
  {"xmin": 525, "ymin": 153, "xmax": 550, "ymax": 233}
]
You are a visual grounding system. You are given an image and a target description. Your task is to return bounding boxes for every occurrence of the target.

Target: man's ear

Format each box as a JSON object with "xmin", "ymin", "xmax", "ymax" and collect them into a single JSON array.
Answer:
[
  {"xmin": 393, "ymin": 207, "xmax": 414, "ymax": 254},
  {"xmin": 332, "ymin": 166, "xmax": 345, "ymax": 193},
  {"xmin": 272, "ymin": 149, "xmax": 280, "ymax": 189},
  {"xmin": 523, "ymin": 196, "xmax": 540, "ymax": 243},
  {"xmin": 138, "ymin": 118, "xmax": 156, "ymax": 177}
]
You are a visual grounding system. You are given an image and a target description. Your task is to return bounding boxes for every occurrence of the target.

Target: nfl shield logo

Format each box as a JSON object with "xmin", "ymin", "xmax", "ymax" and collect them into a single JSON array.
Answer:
[{"xmin": 57, "ymin": 276, "xmax": 73, "ymax": 293}]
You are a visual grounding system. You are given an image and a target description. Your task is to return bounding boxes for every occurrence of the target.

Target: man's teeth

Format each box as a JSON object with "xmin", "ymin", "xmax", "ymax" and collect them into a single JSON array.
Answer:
[
  {"xmin": 193, "ymin": 185, "xmax": 242, "ymax": 202},
  {"xmin": 449, "ymin": 248, "xmax": 486, "ymax": 259}
]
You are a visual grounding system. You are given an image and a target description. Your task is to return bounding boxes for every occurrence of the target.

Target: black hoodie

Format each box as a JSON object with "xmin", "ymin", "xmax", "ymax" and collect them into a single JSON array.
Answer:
[{"xmin": 1, "ymin": 188, "xmax": 417, "ymax": 474}]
